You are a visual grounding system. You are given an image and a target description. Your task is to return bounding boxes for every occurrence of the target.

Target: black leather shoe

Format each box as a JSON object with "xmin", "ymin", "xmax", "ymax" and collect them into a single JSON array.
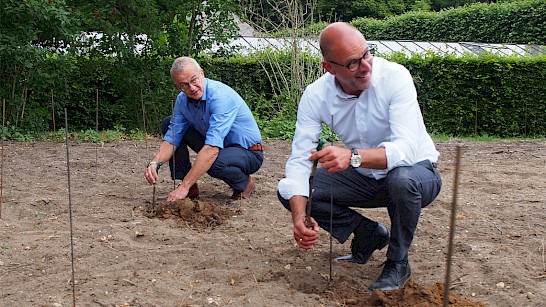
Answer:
[
  {"xmin": 369, "ymin": 259, "xmax": 411, "ymax": 291},
  {"xmin": 336, "ymin": 223, "xmax": 390, "ymax": 264}
]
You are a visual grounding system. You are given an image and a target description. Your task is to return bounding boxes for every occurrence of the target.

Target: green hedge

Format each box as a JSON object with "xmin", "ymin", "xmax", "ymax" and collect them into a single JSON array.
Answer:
[
  {"xmin": 390, "ymin": 52, "xmax": 546, "ymax": 136},
  {"xmin": 1, "ymin": 53, "xmax": 545, "ymax": 139},
  {"xmin": 351, "ymin": 0, "xmax": 546, "ymax": 44}
]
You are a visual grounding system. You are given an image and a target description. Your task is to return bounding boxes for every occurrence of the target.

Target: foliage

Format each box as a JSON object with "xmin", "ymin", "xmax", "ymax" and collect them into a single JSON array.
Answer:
[
  {"xmin": 389, "ymin": 52, "xmax": 546, "ymax": 137},
  {"xmin": 0, "ymin": 0, "xmax": 79, "ymax": 135},
  {"xmin": 351, "ymin": 0, "xmax": 546, "ymax": 44},
  {"xmin": 316, "ymin": 0, "xmax": 415, "ymax": 20}
]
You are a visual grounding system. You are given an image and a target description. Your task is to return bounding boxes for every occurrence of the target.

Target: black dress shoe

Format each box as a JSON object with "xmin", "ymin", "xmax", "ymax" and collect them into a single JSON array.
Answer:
[
  {"xmin": 369, "ymin": 258, "xmax": 411, "ymax": 291},
  {"xmin": 336, "ymin": 223, "xmax": 390, "ymax": 264}
]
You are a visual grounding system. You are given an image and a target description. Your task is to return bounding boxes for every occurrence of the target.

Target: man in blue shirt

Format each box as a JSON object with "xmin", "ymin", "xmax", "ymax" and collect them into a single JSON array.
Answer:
[{"xmin": 145, "ymin": 57, "xmax": 264, "ymax": 204}]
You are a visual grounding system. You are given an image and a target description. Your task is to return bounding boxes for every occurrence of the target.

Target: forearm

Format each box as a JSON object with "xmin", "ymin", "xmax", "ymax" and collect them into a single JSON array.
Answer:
[
  {"xmin": 289, "ymin": 195, "xmax": 308, "ymax": 223},
  {"xmin": 151, "ymin": 141, "xmax": 177, "ymax": 163},
  {"xmin": 178, "ymin": 145, "xmax": 218, "ymax": 189},
  {"xmin": 358, "ymin": 147, "xmax": 387, "ymax": 169}
]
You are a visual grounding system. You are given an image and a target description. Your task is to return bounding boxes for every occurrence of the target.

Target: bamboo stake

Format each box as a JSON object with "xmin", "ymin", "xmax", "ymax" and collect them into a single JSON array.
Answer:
[
  {"xmin": 64, "ymin": 108, "xmax": 77, "ymax": 307},
  {"xmin": 140, "ymin": 88, "xmax": 147, "ymax": 150},
  {"xmin": 95, "ymin": 89, "xmax": 99, "ymax": 165},
  {"xmin": 443, "ymin": 144, "xmax": 463, "ymax": 307},
  {"xmin": 1, "ymin": 98, "xmax": 5, "ymax": 219},
  {"xmin": 51, "ymin": 89, "xmax": 56, "ymax": 132}
]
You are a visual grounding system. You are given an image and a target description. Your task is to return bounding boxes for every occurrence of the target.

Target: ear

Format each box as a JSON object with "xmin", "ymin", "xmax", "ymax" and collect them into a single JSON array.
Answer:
[{"xmin": 322, "ymin": 61, "xmax": 335, "ymax": 75}]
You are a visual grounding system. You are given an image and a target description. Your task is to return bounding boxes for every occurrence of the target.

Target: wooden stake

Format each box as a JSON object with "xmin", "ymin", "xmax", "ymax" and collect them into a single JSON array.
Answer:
[
  {"xmin": 64, "ymin": 108, "xmax": 77, "ymax": 307},
  {"xmin": 443, "ymin": 144, "xmax": 463, "ymax": 307},
  {"xmin": 1, "ymin": 98, "xmax": 5, "ymax": 219},
  {"xmin": 95, "ymin": 89, "xmax": 99, "ymax": 165},
  {"xmin": 140, "ymin": 88, "xmax": 147, "ymax": 150},
  {"xmin": 51, "ymin": 89, "xmax": 56, "ymax": 132}
]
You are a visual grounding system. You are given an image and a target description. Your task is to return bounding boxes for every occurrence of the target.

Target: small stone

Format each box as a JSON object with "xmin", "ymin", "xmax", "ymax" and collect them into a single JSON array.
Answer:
[
  {"xmin": 526, "ymin": 292, "xmax": 535, "ymax": 299},
  {"xmin": 284, "ymin": 264, "xmax": 291, "ymax": 270},
  {"xmin": 306, "ymin": 266, "xmax": 312, "ymax": 271},
  {"xmin": 471, "ymin": 293, "xmax": 476, "ymax": 297},
  {"xmin": 496, "ymin": 282, "xmax": 505, "ymax": 288}
]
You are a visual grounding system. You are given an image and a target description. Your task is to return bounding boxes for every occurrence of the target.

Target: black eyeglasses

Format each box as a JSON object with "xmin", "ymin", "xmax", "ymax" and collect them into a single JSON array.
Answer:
[{"xmin": 327, "ymin": 49, "xmax": 373, "ymax": 72}]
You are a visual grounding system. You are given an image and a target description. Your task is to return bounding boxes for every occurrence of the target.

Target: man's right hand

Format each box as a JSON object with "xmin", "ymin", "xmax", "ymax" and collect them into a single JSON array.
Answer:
[
  {"xmin": 293, "ymin": 214, "xmax": 320, "ymax": 249},
  {"xmin": 144, "ymin": 162, "xmax": 161, "ymax": 185}
]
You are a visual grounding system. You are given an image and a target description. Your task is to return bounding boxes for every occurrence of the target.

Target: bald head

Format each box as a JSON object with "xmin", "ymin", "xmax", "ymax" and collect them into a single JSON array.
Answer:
[{"xmin": 319, "ymin": 22, "xmax": 366, "ymax": 58}]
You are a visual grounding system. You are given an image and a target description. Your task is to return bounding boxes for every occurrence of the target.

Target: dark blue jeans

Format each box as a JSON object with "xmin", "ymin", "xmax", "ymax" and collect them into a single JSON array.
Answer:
[
  {"xmin": 162, "ymin": 116, "xmax": 264, "ymax": 191},
  {"xmin": 278, "ymin": 160, "xmax": 442, "ymax": 261}
]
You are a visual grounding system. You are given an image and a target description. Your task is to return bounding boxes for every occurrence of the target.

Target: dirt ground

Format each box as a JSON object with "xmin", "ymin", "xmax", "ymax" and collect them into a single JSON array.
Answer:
[{"xmin": 0, "ymin": 139, "xmax": 544, "ymax": 306}]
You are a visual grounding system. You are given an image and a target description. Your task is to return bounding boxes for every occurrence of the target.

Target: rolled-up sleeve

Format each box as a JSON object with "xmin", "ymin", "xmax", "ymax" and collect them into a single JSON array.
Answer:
[
  {"xmin": 278, "ymin": 90, "xmax": 323, "ymax": 200},
  {"xmin": 376, "ymin": 68, "xmax": 423, "ymax": 173}
]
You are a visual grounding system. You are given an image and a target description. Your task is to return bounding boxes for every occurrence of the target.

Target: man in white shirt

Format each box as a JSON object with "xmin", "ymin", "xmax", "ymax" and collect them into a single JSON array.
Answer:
[{"xmin": 277, "ymin": 22, "xmax": 442, "ymax": 291}]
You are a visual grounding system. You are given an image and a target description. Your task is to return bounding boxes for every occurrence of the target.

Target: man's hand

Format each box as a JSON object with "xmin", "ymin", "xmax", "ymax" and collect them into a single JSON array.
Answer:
[
  {"xmin": 293, "ymin": 214, "xmax": 320, "ymax": 249},
  {"xmin": 309, "ymin": 146, "xmax": 351, "ymax": 173},
  {"xmin": 144, "ymin": 163, "xmax": 161, "ymax": 184},
  {"xmin": 166, "ymin": 185, "xmax": 189, "ymax": 202}
]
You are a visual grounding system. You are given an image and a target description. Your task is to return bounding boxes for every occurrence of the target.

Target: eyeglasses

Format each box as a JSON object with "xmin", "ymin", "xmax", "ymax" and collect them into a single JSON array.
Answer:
[
  {"xmin": 177, "ymin": 76, "xmax": 200, "ymax": 91},
  {"xmin": 327, "ymin": 49, "xmax": 372, "ymax": 72}
]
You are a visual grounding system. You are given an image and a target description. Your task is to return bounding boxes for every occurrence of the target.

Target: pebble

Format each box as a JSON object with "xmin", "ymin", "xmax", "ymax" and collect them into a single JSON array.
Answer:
[
  {"xmin": 496, "ymin": 282, "xmax": 505, "ymax": 288},
  {"xmin": 526, "ymin": 292, "xmax": 535, "ymax": 299}
]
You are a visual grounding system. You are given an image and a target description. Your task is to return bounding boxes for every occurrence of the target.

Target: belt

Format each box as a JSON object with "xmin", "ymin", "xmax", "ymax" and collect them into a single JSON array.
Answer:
[{"xmin": 248, "ymin": 144, "xmax": 265, "ymax": 151}]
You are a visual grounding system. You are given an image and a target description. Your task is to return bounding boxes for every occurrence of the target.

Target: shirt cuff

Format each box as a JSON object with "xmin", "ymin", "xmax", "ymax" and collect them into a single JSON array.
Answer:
[{"xmin": 278, "ymin": 177, "xmax": 308, "ymax": 200}]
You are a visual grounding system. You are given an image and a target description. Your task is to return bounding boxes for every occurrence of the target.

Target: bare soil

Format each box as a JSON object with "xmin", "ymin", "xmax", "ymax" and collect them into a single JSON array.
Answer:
[{"xmin": 0, "ymin": 139, "xmax": 544, "ymax": 306}]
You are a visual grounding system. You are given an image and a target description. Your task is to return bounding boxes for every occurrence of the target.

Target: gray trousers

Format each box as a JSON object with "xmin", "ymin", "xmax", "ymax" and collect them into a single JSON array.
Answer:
[{"xmin": 278, "ymin": 160, "xmax": 442, "ymax": 261}]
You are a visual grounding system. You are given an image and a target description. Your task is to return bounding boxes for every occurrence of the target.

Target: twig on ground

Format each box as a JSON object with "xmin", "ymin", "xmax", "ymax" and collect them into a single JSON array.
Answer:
[{"xmin": 252, "ymin": 273, "xmax": 266, "ymax": 306}]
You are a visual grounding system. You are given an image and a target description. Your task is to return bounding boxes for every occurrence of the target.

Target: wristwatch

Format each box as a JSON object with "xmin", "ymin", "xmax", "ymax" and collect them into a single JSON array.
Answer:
[{"xmin": 350, "ymin": 148, "xmax": 362, "ymax": 168}]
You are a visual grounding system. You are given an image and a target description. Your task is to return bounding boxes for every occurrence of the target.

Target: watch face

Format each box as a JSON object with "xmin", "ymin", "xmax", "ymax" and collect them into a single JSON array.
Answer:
[{"xmin": 351, "ymin": 155, "xmax": 362, "ymax": 167}]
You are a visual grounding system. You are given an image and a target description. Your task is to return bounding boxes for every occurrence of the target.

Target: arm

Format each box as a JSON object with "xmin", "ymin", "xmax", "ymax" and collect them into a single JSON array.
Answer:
[
  {"xmin": 309, "ymin": 146, "xmax": 387, "ymax": 173},
  {"xmin": 165, "ymin": 144, "xmax": 219, "ymax": 202},
  {"xmin": 144, "ymin": 141, "xmax": 176, "ymax": 185},
  {"xmin": 289, "ymin": 195, "xmax": 320, "ymax": 249}
]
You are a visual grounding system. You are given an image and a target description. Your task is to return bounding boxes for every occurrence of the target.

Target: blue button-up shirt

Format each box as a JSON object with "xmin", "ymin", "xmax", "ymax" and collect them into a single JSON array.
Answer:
[{"xmin": 164, "ymin": 78, "xmax": 262, "ymax": 149}]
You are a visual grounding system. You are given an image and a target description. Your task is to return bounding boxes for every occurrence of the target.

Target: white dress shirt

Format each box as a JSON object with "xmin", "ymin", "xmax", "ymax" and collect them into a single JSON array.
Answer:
[{"xmin": 278, "ymin": 57, "xmax": 439, "ymax": 200}]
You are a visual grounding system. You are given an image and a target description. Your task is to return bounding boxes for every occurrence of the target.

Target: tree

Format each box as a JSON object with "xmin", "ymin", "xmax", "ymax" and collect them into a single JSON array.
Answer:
[
  {"xmin": 0, "ymin": 0, "xmax": 78, "ymax": 130},
  {"xmin": 152, "ymin": 0, "xmax": 240, "ymax": 57}
]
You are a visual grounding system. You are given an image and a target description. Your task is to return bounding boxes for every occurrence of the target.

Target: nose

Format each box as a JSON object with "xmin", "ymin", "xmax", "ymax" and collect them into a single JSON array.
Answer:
[{"xmin": 358, "ymin": 57, "xmax": 371, "ymax": 71}]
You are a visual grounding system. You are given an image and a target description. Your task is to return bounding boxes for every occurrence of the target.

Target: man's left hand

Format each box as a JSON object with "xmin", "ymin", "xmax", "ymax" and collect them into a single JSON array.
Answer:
[{"xmin": 166, "ymin": 186, "xmax": 189, "ymax": 202}]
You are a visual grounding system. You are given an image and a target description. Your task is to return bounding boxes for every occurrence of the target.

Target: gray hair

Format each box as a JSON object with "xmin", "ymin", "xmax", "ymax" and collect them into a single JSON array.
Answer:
[{"xmin": 170, "ymin": 57, "xmax": 202, "ymax": 76}]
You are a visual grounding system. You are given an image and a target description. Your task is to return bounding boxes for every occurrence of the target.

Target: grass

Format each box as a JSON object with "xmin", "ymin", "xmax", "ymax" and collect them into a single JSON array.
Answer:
[
  {"xmin": 430, "ymin": 132, "xmax": 545, "ymax": 142},
  {"xmin": 2, "ymin": 124, "xmax": 544, "ymax": 143}
]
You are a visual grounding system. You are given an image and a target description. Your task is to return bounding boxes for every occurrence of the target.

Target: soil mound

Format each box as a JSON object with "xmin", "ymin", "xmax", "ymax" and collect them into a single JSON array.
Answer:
[{"xmin": 144, "ymin": 198, "xmax": 238, "ymax": 227}]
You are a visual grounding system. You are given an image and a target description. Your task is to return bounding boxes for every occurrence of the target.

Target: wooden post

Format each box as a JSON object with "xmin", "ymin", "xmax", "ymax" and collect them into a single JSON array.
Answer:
[
  {"xmin": 1, "ymin": 98, "xmax": 5, "ymax": 218},
  {"xmin": 443, "ymin": 145, "xmax": 463, "ymax": 306},
  {"xmin": 95, "ymin": 89, "xmax": 99, "ymax": 164}
]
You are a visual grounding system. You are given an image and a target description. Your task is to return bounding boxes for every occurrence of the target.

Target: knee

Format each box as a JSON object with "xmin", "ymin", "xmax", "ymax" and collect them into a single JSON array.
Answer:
[
  {"xmin": 385, "ymin": 167, "xmax": 420, "ymax": 203},
  {"xmin": 161, "ymin": 116, "xmax": 173, "ymax": 135},
  {"xmin": 207, "ymin": 159, "xmax": 227, "ymax": 178}
]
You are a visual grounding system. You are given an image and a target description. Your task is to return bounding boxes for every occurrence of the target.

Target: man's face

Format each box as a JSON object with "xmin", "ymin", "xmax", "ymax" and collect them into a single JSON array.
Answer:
[
  {"xmin": 322, "ymin": 37, "xmax": 373, "ymax": 96},
  {"xmin": 172, "ymin": 67, "xmax": 205, "ymax": 100}
]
